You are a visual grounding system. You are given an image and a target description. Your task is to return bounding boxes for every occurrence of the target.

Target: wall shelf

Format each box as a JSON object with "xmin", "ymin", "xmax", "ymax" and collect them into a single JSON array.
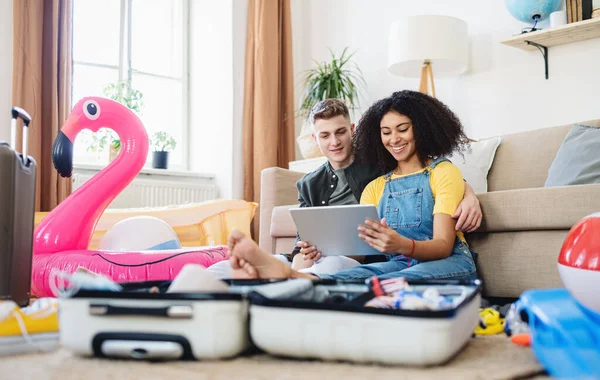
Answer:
[
  {"xmin": 501, "ymin": 17, "xmax": 600, "ymax": 51},
  {"xmin": 501, "ymin": 17, "xmax": 600, "ymax": 79}
]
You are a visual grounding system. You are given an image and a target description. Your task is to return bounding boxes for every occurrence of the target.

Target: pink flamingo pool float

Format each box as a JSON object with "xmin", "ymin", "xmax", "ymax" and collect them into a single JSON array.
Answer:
[{"xmin": 31, "ymin": 97, "xmax": 228, "ymax": 297}]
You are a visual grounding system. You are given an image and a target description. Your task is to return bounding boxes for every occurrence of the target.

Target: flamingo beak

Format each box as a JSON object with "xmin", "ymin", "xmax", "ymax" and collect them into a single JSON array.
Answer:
[
  {"xmin": 52, "ymin": 113, "xmax": 78, "ymax": 178},
  {"xmin": 52, "ymin": 131, "xmax": 73, "ymax": 178}
]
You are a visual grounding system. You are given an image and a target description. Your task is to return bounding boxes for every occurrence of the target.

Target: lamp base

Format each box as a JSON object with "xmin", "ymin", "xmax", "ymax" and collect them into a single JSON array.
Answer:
[{"xmin": 418, "ymin": 61, "xmax": 436, "ymax": 98}]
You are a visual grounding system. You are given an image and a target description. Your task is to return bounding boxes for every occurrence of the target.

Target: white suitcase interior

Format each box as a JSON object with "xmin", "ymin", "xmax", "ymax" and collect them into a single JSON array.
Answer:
[
  {"xmin": 59, "ymin": 279, "xmax": 288, "ymax": 361},
  {"xmin": 249, "ymin": 279, "xmax": 482, "ymax": 366}
]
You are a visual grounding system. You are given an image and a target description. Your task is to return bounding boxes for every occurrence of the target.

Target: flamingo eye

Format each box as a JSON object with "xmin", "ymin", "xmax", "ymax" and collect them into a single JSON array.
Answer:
[{"xmin": 83, "ymin": 100, "xmax": 101, "ymax": 120}]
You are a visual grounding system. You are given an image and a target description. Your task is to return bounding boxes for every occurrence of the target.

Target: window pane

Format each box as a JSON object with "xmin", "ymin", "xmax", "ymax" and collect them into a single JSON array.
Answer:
[
  {"xmin": 72, "ymin": 64, "xmax": 119, "ymax": 164},
  {"xmin": 131, "ymin": 0, "xmax": 183, "ymax": 78},
  {"xmin": 132, "ymin": 74, "xmax": 184, "ymax": 166},
  {"xmin": 72, "ymin": 64, "xmax": 119, "ymax": 101},
  {"xmin": 73, "ymin": 0, "xmax": 121, "ymax": 66}
]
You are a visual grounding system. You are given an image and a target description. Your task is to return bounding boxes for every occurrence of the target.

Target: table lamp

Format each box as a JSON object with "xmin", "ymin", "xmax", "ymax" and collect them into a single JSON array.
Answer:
[{"xmin": 388, "ymin": 15, "xmax": 469, "ymax": 97}]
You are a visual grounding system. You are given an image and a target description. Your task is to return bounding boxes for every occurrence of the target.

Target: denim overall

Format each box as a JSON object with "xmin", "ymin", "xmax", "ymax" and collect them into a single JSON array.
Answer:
[{"xmin": 320, "ymin": 157, "xmax": 477, "ymax": 282}]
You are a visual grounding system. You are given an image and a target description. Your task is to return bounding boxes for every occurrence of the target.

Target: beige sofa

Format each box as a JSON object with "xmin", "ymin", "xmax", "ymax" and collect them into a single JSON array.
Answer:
[{"xmin": 259, "ymin": 120, "xmax": 600, "ymax": 298}]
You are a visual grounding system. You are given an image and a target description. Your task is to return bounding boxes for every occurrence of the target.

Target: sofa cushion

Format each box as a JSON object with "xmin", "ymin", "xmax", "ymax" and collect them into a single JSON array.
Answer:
[
  {"xmin": 448, "ymin": 137, "xmax": 501, "ymax": 193},
  {"xmin": 476, "ymin": 184, "xmax": 600, "ymax": 232},
  {"xmin": 545, "ymin": 124, "xmax": 600, "ymax": 187}
]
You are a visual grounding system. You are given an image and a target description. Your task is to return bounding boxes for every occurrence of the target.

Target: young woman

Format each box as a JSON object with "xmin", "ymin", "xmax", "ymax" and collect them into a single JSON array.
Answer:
[{"xmin": 227, "ymin": 90, "xmax": 477, "ymax": 282}]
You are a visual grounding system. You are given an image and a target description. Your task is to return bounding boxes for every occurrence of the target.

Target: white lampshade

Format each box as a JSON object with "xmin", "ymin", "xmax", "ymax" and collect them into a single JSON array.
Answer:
[{"xmin": 388, "ymin": 15, "xmax": 469, "ymax": 78}]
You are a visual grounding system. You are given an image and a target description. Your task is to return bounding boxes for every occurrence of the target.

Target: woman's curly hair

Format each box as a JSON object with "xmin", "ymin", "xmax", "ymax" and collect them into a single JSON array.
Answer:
[{"xmin": 353, "ymin": 90, "xmax": 469, "ymax": 175}]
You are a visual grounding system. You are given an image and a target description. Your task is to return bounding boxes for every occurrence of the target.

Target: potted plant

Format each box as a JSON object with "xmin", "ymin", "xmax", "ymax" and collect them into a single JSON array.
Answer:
[
  {"xmin": 85, "ymin": 80, "xmax": 144, "ymax": 161},
  {"xmin": 150, "ymin": 131, "xmax": 177, "ymax": 169},
  {"xmin": 296, "ymin": 47, "xmax": 366, "ymax": 159}
]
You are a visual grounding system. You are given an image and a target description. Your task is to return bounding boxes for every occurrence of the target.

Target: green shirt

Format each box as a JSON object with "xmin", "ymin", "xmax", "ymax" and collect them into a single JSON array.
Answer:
[{"xmin": 329, "ymin": 168, "xmax": 357, "ymax": 205}]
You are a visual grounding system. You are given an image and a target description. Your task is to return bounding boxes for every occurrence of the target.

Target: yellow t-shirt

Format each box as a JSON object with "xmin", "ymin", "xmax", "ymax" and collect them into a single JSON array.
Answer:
[{"xmin": 360, "ymin": 161, "xmax": 466, "ymax": 243}]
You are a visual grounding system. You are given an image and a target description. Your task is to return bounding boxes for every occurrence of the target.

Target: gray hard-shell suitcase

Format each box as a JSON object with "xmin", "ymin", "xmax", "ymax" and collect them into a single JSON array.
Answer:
[{"xmin": 0, "ymin": 107, "xmax": 37, "ymax": 307}]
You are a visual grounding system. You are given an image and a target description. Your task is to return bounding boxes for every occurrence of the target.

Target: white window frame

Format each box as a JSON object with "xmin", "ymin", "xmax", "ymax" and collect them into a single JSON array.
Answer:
[{"xmin": 72, "ymin": 0, "xmax": 191, "ymax": 171}]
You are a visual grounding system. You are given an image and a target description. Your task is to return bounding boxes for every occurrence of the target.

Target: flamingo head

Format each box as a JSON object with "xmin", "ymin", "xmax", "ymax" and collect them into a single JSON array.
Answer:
[{"xmin": 53, "ymin": 97, "xmax": 140, "ymax": 177}]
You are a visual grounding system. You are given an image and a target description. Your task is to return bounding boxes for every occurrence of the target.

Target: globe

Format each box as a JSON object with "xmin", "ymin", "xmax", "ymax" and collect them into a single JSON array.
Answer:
[{"xmin": 504, "ymin": 0, "xmax": 561, "ymax": 23}]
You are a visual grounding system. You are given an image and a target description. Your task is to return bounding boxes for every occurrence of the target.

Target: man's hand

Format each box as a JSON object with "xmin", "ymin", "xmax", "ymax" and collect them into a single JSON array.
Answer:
[
  {"xmin": 358, "ymin": 218, "xmax": 407, "ymax": 254},
  {"xmin": 296, "ymin": 241, "xmax": 321, "ymax": 261},
  {"xmin": 452, "ymin": 182, "xmax": 482, "ymax": 233}
]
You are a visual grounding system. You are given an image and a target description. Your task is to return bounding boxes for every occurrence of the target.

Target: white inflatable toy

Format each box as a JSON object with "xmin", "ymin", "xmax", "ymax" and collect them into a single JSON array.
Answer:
[{"xmin": 99, "ymin": 216, "xmax": 182, "ymax": 251}]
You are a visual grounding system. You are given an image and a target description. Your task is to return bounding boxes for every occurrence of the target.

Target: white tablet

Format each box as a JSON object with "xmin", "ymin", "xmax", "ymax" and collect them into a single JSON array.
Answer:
[{"xmin": 289, "ymin": 204, "xmax": 382, "ymax": 256}]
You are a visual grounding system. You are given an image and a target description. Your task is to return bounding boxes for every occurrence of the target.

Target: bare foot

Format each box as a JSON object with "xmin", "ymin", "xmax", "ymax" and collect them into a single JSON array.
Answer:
[
  {"xmin": 229, "ymin": 232, "xmax": 255, "ymax": 278},
  {"xmin": 228, "ymin": 230, "xmax": 294, "ymax": 279}
]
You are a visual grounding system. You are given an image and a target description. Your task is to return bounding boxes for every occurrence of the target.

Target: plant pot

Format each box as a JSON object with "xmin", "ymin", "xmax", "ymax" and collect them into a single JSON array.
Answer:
[
  {"xmin": 296, "ymin": 119, "xmax": 324, "ymax": 159},
  {"xmin": 152, "ymin": 151, "xmax": 169, "ymax": 169}
]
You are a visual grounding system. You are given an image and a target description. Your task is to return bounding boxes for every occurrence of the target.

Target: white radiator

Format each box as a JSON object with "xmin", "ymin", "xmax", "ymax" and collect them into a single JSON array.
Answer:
[{"xmin": 72, "ymin": 172, "xmax": 218, "ymax": 209}]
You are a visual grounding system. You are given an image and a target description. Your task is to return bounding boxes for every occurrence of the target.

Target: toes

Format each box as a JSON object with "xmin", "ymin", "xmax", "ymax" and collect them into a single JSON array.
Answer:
[
  {"xmin": 231, "ymin": 268, "xmax": 253, "ymax": 280},
  {"xmin": 229, "ymin": 229, "xmax": 246, "ymax": 242},
  {"xmin": 242, "ymin": 262, "xmax": 258, "ymax": 278},
  {"xmin": 228, "ymin": 232, "xmax": 240, "ymax": 251},
  {"xmin": 230, "ymin": 256, "xmax": 241, "ymax": 270},
  {"xmin": 228, "ymin": 229, "xmax": 246, "ymax": 249},
  {"xmin": 227, "ymin": 239, "xmax": 235, "ymax": 254}
]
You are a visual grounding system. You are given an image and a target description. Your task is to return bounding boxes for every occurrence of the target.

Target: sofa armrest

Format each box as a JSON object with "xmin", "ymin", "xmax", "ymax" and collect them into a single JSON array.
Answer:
[
  {"xmin": 270, "ymin": 205, "xmax": 298, "ymax": 239},
  {"xmin": 259, "ymin": 167, "xmax": 305, "ymax": 253}
]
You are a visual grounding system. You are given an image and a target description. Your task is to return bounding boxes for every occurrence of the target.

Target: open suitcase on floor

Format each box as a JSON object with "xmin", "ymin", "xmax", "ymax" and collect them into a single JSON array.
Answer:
[
  {"xmin": 59, "ymin": 278, "xmax": 481, "ymax": 365},
  {"xmin": 249, "ymin": 278, "xmax": 482, "ymax": 366},
  {"xmin": 0, "ymin": 107, "xmax": 37, "ymax": 307}
]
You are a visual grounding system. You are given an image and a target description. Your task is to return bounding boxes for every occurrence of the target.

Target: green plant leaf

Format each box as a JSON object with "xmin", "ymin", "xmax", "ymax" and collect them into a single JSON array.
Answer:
[
  {"xmin": 150, "ymin": 131, "xmax": 177, "ymax": 152},
  {"xmin": 339, "ymin": 47, "xmax": 354, "ymax": 67},
  {"xmin": 297, "ymin": 47, "xmax": 365, "ymax": 119}
]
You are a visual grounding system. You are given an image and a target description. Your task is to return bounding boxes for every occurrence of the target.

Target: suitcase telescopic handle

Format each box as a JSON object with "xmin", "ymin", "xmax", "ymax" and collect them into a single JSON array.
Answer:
[
  {"xmin": 10, "ymin": 107, "xmax": 32, "ymax": 166},
  {"xmin": 89, "ymin": 304, "xmax": 194, "ymax": 319},
  {"xmin": 11, "ymin": 107, "xmax": 32, "ymax": 126}
]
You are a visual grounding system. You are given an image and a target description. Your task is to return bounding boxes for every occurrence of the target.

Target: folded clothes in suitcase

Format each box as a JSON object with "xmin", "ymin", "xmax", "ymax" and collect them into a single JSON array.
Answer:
[
  {"xmin": 0, "ymin": 107, "xmax": 37, "ymax": 307},
  {"xmin": 59, "ymin": 279, "xmax": 311, "ymax": 361},
  {"xmin": 249, "ymin": 279, "xmax": 482, "ymax": 366}
]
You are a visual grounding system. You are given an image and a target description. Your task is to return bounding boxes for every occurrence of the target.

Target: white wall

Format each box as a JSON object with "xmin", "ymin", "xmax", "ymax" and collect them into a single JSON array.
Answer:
[
  {"xmin": 232, "ymin": 0, "xmax": 248, "ymax": 200},
  {"xmin": 290, "ymin": 0, "xmax": 311, "ymax": 160},
  {"xmin": 0, "ymin": 0, "xmax": 13, "ymax": 143},
  {"xmin": 291, "ymin": 0, "xmax": 600, "ymax": 140}
]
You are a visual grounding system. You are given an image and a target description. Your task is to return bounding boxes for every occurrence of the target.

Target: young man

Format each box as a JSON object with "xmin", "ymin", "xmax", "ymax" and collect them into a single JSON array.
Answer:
[{"xmin": 286, "ymin": 99, "xmax": 482, "ymax": 272}]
